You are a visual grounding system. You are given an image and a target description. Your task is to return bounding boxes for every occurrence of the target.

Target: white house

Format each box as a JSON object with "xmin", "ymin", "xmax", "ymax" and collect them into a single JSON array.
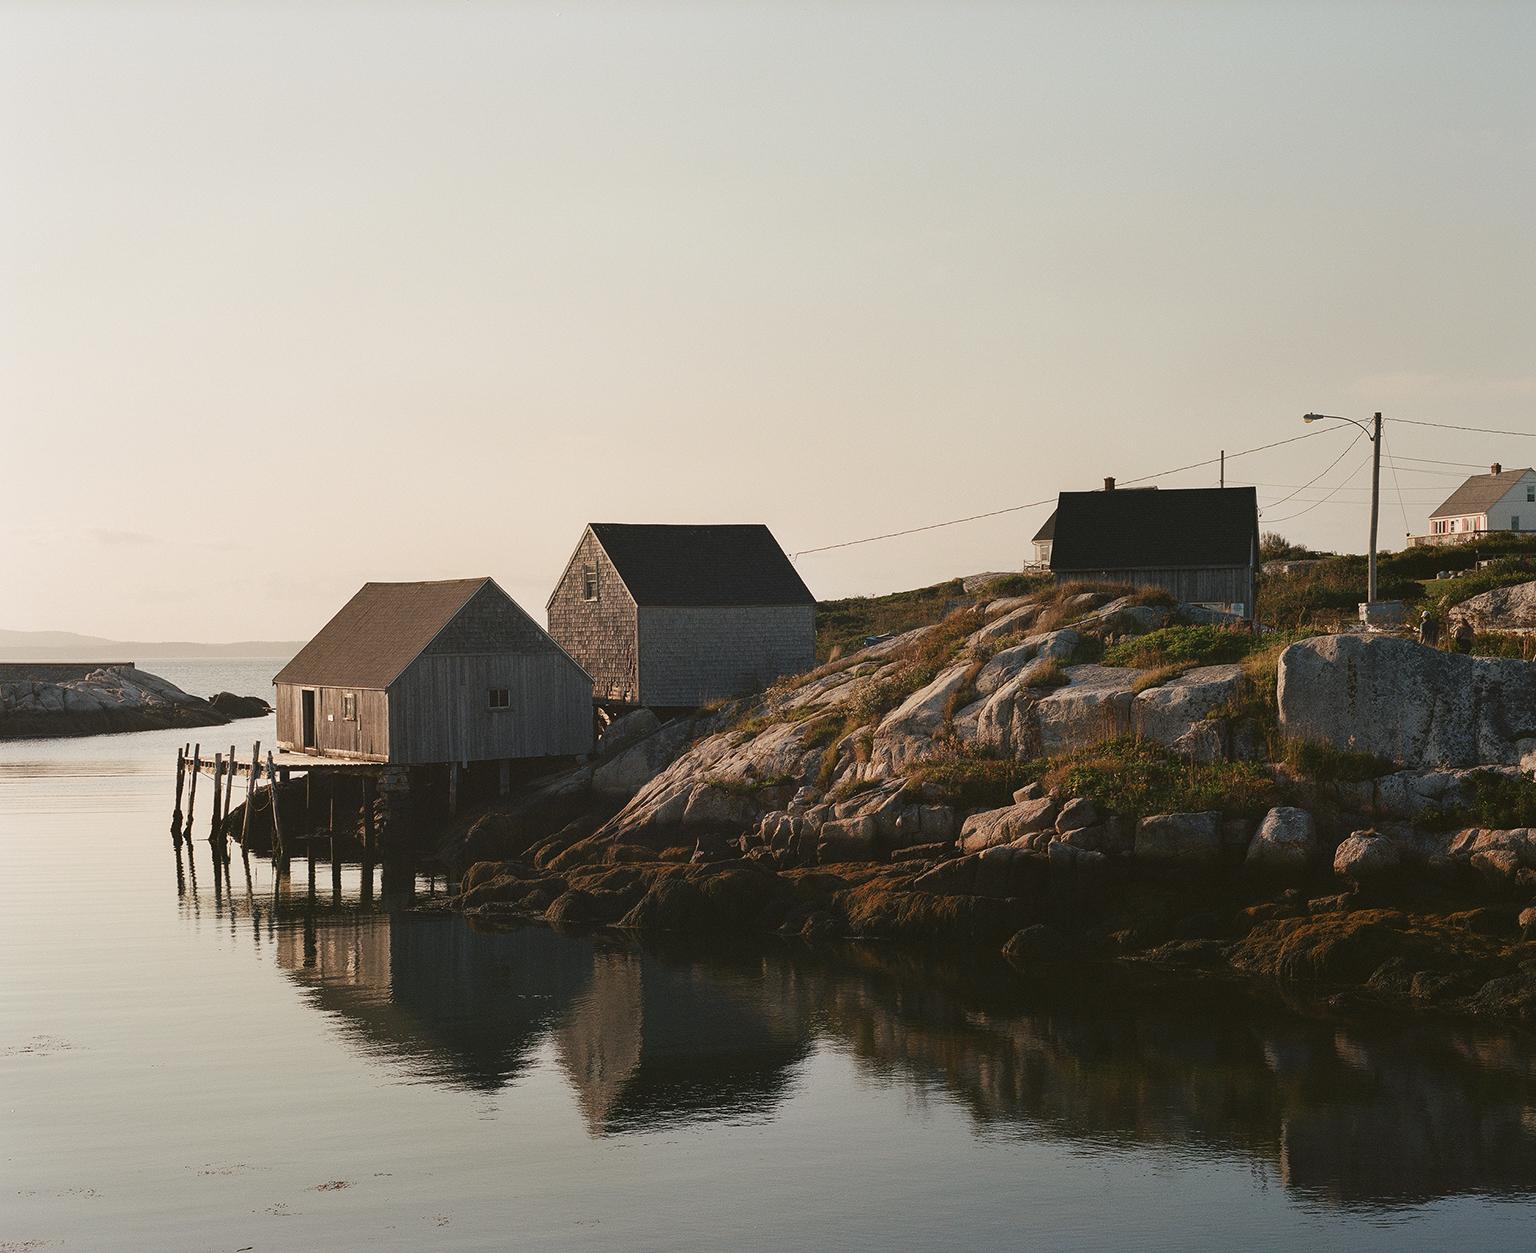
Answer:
[{"xmin": 1422, "ymin": 463, "xmax": 1536, "ymax": 542}]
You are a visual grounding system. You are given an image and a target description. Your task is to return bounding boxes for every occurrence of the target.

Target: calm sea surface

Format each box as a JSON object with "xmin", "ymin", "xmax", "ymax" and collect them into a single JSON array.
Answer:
[{"xmin": 4, "ymin": 659, "xmax": 1536, "ymax": 1250}]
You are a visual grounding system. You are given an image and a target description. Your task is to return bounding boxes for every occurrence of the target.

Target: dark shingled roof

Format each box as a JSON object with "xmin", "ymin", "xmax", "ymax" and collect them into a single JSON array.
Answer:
[
  {"xmin": 274, "ymin": 578, "xmax": 490, "ymax": 689},
  {"xmin": 1031, "ymin": 512, "xmax": 1056, "ymax": 543},
  {"xmin": 589, "ymin": 523, "xmax": 814, "ymax": 607},
  {"xmin": 1430, "ymin": 468, "xmax": 1534, "ymax": 519},
  {"xmin": 1048, "ymin": 487, "xmax": 1258, "ymax": 571}
]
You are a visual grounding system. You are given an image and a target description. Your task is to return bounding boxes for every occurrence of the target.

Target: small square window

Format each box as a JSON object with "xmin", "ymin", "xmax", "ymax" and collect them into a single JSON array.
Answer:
[
  {"xmin": 489, "ymin": 688, "xmax": 510, "ymax": 710},
  {"xmin": 341, "ymin": 692, "xmax": 357, "ymax": 721},
  {"xmin": 581, "ymin": 564, "xmax": 599, "ymax": 601}
]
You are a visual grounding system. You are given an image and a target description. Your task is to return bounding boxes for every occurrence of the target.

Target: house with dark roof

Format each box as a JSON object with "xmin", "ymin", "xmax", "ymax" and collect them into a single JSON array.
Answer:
[
  {"xmin": 1045, "ymin": 482, "xmax": 1259, "ymax": 619},
  {"xmin": 1029, "ymin": 512, "xmax": 1056, "ymax": 566},
  {"xmin": 273, "ymin": 578, "xmax": 592, "ymax": 764},
  {"xmin": 1420, "ymin": 463, "xmax": 1536, "ymax": 544},
  {"xmin": 547, "ymin": 524, "xmax": 816, "ymax": 707}
]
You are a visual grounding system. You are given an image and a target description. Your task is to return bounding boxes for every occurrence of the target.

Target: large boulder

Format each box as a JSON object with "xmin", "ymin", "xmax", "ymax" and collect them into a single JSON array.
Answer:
[
  {"xmin": 1032, "ymin": 665, "xmax": 1137, "ymax": 755},
  {"xmin": 1130, "ymin": 664, "xmax": 1244, "ymax": 761},
  {"xmin": 1332, "ymin": 830, "xmax": 1401, "ymax": 883},
  {"xmin": 209, "ymin": 692, "xmax": 272, "ymax": 719},
  {"xmin": 1134, "ymin": 812, "xmax": 1223, "ymax": 864},
  {"xmin": 1449, "ymin": 580, "xmax": 1536, "ymax": 635},
  {"xmin": 1277, "ymin": 635, "xmax": 1536, "ymax": 769},
  {"xmin": 596, "ymin": 708, "xmax": 661, "ymax": 758},
  {"xmin": 1245, "ymin": 806, "xmax": 1317, "ymax": 872},
  {"xmin": 870, "ymin": 662, "xmax": 974, "ymax": 771},
  {"xmin": 957, "ymin": 796, "xmax": 1058, "ymax": 853}
]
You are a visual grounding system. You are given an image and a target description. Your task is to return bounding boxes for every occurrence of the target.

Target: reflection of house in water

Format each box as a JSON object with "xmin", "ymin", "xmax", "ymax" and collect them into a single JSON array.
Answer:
[
  {"xmin": 555, "ymin": 949, "xmax": 807, "ymax": 1135},
  {"xmin": 277, "ymin": 916, "xmax": 595, "ymax": 1090},
  {"xmin": 276, "ymin": 914, "xmax": 807, "ymax": 1130},
  {"xmin": 273, "ymin": 914, "xmax": 1536, "ymax": 1206}
]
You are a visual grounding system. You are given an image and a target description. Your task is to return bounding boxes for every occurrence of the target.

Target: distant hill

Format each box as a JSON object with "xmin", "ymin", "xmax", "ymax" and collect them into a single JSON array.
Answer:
[{"xmin": 0, "ymin": 628, "xmax": 303, "ymax": 661}]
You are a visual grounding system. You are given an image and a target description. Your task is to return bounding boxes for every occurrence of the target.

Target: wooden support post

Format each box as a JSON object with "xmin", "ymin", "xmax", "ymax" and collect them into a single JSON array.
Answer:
[
  {"xmin": 240, "ymin": 742, "xmax": 261, "ymax": 854},
  {"xmin": 209, "ymin": 753, "xmax": 225, "ymax": 845},
  {"xmin": 171, "ymin": 746, "xmax": 186, "ymax": 846},
  {"xmin": 266, "ymin": 751, "xmax": 286, "ymax": 868},
  {"xmin": 185, "ymin": 743, "xmax": 201, "ymax": 833},
  {"xmin": 448, "ymin": 762, "xmax": 460, "ymax": 817},
  {"xmin": 362, "ymin": 776, "xmax": 377, "ymax": 859},
  {"xmin": 329, "ymin": 776, "xmax": 342, "ymax": 901},
  {"xmin": 499, "ymin": 760, "xmax": 511, "ymax": 798},
  {"xmin": 223, "ymin": 744, "xmax": 236, "ymax": 818}
]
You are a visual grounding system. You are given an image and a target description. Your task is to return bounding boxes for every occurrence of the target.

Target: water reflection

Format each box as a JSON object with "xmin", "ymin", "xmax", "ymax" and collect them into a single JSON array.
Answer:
[{"xmin": 187, "ymin": 853, "xmax": 1536, "ymax": 1210}]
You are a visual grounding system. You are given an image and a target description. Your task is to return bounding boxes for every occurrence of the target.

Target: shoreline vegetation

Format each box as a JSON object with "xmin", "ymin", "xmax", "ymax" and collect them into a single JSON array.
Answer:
[{"xmin": 428, "ymin": 546, "xmax": 1536, "ymax": 1027}]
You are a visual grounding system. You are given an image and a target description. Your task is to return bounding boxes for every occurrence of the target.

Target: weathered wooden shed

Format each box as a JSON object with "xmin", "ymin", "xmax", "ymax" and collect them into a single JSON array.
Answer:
[
  {"xmin": 274, "ymin": 578, "xmax": 593, "ymax": 764},
  {"xmin": 1047, "ymin": 485, "xmax": 1259, "ymax": 619},
  {"xmin": 547, "ymin": 523, "xmax": 816, "ymax": 708}
]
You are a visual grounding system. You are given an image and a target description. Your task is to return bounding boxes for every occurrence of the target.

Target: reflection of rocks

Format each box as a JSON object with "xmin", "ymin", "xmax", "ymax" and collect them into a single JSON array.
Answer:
[{"xmin": 276, "ymin": 910, "xmax": 1536, "ymax": 1206}]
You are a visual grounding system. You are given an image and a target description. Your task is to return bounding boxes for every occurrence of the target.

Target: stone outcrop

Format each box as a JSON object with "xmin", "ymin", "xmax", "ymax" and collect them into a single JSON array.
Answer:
[
  {"xmin": 0, "ymin": 665, "xmax": 231, "ymax": 740},
  {"xmin": 1449, "ymin": 580, "xmax": 1536, "ymax": 635},
  {"xmin": 208, "ymin": 691, "xmax": 272, "ymax": 719},
  {"xmin": 1277, "ymin": 635, "xmax": 1536, "ymax": 769}
]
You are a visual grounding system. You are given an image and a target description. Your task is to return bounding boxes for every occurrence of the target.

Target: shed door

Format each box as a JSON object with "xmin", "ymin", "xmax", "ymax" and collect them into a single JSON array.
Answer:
[{"xmin": 301, "ymin": 689, "xmax": 317, "ymax": 751}]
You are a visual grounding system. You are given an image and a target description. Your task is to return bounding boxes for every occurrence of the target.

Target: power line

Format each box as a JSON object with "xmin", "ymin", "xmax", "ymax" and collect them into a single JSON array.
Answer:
[
  {"xmin": 1261, "ymin": 442, "xmax": 1377, "ymax": 524},
  {"xmin": 1260, "ymin": 430, "xmax": 1362, "ymax": 510},
  {"xmin": 1382, "ymin": 431, "xmax": 1413, "ymax": 537},
  {"xmin": 1393, "ymin": 417, "xmax": 1536, "ymax": 439},
  {"xmin": 791, "ymin": 426, "xmax": 1338, "ymax": 558},
  {"xmin": 1390, "ymin": 454, "xmax": 1493, "ymax": 470}
]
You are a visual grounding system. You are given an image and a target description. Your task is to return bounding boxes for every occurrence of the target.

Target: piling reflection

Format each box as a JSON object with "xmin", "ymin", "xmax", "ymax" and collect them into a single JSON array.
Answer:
[{"xmin": 190, "ymin": 847, "xmax": 1536, "ymax": 1211}]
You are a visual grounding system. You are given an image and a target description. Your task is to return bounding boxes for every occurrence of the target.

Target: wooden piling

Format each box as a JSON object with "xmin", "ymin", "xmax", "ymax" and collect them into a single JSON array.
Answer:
[
  {"xmin": 266, "ymin": 750, "xmax": 287, "ymax": 868},
  {"xmin": 185, "ymin": 743, "xmax": 201, "ymax": 832},
  {"xmin": 362, "ymin": 776, "xmax": 377, "ymax": 859},
  {"xmin": 171, "ymin": 746, "xmax": 186, "ymax": 846},
  {"xmin": 448, "ymin": 762, "xmax": 460, "ymax": 816},
  {"xmin": 240, "ymin": 741, "xmax": 261, "ymax": 854},
  {"xmin": 223, "ymin": 744, "xmax": 236, "ymax": 817},
  {"xmin": 209, "ymin": 753, "xmax": 224, "ymax": 844}
]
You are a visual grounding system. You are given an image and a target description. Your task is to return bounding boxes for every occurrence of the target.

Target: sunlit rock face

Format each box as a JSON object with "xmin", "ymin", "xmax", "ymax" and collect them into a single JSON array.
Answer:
[{"xmin": 1277, "ymin": 635, "xmax": 1536, "ymax": 769}]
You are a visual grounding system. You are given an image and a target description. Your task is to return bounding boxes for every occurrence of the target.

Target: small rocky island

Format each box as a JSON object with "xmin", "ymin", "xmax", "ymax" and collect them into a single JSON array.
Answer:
[
  {"xmin": 433, "ymin": 577, "xmax": 1536, "ymax": 1025},
  {"xmin": 0, "ymin": 663, "xmax": 270, "ymax": 740}
]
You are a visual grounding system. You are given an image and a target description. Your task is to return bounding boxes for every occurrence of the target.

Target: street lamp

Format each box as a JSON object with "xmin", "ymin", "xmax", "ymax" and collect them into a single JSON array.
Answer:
[{"xmin": 1302, "ymin": 411, "xmax": 1384, "ymax": 604}]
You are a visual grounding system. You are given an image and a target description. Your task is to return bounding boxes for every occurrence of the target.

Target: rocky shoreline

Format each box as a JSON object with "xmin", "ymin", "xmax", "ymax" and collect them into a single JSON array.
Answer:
[
  {"xmin": 0, "ymin": 663, "xmax": 269, "ymax": 739},
  {"xmin": 436, "ymin": 579, "xmax": 1536, "ymax": 1026}
]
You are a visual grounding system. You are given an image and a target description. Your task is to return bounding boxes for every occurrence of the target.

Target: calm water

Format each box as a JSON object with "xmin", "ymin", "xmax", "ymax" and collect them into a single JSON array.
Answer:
[{"xmin": 4, "ymin": 660, "xmax": 1536, "ymax": 1250}]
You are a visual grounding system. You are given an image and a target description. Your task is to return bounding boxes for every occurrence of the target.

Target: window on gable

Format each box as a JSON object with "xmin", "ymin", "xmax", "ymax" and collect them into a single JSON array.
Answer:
[
  {"xmin": 582, "ymin": 564, "xmax": 599, "ymax": 601},
  {"xmin": 1527, "ymin": 485, "xmax": 1533, "ymax": 502},
  {"xmin": 489, "ymin": 688, "xmax": 510, "ymax": 710},
  {"xmin": 341, "ymin": 692, "xmax": 357, "ymax": 721}
]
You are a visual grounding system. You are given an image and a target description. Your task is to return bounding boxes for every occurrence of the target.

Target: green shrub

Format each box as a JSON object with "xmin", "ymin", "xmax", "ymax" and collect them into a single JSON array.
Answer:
[
  {"xmin": 1430, "ymin": 557, "xmax": 1536, "ymax": 616},
  {"xmin": 984, "ymin": 573, "xmax": 1052, "ymax": 598},
  {"xmin": 1448, "ymin": 770, "xmax": 1536, "ymax": 829},
  {"xmin": 1038, "ymin": 738, "xmax": 1276, "ymax": 819},
  {"xmin": 906, "ymin": 750, "xmax": 1042, "ymax": 810},
  {"xmin": 816, "ymin": 579, "xmax": 967, "ymax": 660},
  {"xmin": 1283, "ymin": 739, "xmax": 1394, "ymax": 782},
  {"xmin": 1102, "ymin": 624, "xmax": 1256, "ymax": 669}
]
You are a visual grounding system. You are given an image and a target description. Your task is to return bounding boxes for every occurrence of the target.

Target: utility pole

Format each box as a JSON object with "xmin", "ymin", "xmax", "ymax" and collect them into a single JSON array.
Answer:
[
  {"xmin": 1219, "ymin": 449, "xmax": 1224, "ymax": 489},
  {"xmin": 1367, "ymin": 412, "xmax": 1382, "ymax": 604}
]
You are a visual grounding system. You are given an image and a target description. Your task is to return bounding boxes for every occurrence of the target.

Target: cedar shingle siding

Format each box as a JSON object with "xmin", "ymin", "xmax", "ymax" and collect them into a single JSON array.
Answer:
[
  {"xmin": 274, "ymin": 578, "xmax": 592, "ymax": 764},
  {"xmin": 546, "ymin": 531, "xmax": 639, "ymax": 702},
  {"xmin": 548, "ymin": 524, "xmax": 816, "ymax": 707}
]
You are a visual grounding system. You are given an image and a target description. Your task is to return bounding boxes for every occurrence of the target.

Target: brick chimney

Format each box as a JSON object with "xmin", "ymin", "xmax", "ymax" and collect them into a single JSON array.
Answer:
[
  {"xmin": 1103, "ymin": 476, "xmax": 1116, "ymax": 491},
  {"xmin": 1491, "ymin": 462, "xmax": 1503, "ymax": 475}
]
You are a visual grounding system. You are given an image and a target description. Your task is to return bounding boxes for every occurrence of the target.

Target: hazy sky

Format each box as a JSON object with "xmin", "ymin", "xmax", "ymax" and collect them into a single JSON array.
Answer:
[{"xmin": 4, "ymin": 1, "xmax": 1533, "ymax": 641}]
